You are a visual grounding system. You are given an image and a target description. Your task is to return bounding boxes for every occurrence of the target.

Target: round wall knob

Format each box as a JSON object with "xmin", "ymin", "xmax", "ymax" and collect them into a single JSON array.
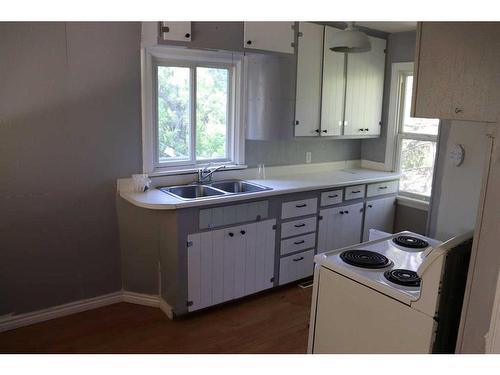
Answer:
[
  {"xmin": 185, "ymin": 33, "xmax": 191, "ymax": 38},
  {"xmin": 315, "ymin": 129, "xmax": 320, "ymax": 133},
  {"xmin": 246, "ymin": 40, "xmax": 252, "ymax": 45},
  {"xmin": 228, "ymin": 232, "xmax": 234, "ymax": 237},
  {"xmin": 295, "ymin": 120, "xmax": 300, "ymax": 125},
  {"xmin": 240, "ymin": 230, "xmax": 246, "ymax": 235}
]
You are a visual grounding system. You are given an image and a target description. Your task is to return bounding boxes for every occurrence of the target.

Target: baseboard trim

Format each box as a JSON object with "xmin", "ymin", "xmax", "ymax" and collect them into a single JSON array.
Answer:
[
  {"xmin": 122, "ymin": 291, "xmax": 160, "ymax": 307},
  {"xmin": 0, "ymin": 292, "xmax": 122, "ymax": 333},
  {"xmin": 0, "ymin": 290, "xmax": 166, "ymax": 333}
]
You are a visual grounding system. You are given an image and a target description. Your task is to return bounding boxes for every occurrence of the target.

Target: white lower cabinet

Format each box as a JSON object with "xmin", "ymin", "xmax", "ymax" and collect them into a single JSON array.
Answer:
[
  {"xmin": 187, "ymin": 219, "xmax": 276, "ymax": 312},
  {"xmin": 317, "ymin": 202, "xmax": 364, "ymax": 254},
  {"xmin": 362, "ymin": 196, "xmax": 396, "ymax": 242},
  {"xmin": 279, "ymin": 249, "xmax": 315, "ymax": 285}
]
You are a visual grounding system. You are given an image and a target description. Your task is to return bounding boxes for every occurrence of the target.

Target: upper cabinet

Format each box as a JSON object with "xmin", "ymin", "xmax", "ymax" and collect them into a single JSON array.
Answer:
[
  {"xmin": 296, "ymin": 24, "xmax": 386, "ymax": 138},
  {"xmin": 412, "ymin": 22, "xmax": 500, "ymax": 123},
  {"xmin": 294, "ymin": 22, "xmax": 325, "ymax": 136},
  {"xmin": 160, "ymin": 22, "xmax": 192, "ymax": 42},
  {"xmin": 243, "ymin": 22, "xmax": 295, "ymax": 54}
]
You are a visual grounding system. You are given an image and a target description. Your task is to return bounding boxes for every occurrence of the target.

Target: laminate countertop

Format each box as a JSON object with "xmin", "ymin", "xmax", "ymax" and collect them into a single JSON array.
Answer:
[{"xmin": 119, "ymin": 167, "xmax": 401, "ymax": 210}]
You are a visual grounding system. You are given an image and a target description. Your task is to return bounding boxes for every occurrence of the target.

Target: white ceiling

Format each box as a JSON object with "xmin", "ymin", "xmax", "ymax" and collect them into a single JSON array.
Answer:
[{"xmin": 356, "ymin": 22, "xmax": 417, "ymax": 33}]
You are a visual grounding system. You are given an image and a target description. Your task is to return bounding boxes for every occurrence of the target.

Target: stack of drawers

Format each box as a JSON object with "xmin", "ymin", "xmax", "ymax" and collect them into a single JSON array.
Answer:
[{"xmin": 278, "ymin": 197, "xmax": 318, "ymax": 285}]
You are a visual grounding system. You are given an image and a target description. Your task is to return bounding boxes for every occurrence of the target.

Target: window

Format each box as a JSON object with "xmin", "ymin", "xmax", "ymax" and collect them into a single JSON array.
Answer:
[
  {"xmin": 395, "ymin": 72, "xmax": 440, "ymax": 201},
  {"xmin": 143, "ymin": 47, "xmax": 244, "ymax": 174}
]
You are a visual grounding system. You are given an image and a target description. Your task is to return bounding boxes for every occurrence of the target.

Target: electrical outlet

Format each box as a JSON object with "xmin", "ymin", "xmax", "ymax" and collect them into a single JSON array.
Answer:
[{"xmin": 306, "ymin": 152, "xmax": 312, "ymax": 164}]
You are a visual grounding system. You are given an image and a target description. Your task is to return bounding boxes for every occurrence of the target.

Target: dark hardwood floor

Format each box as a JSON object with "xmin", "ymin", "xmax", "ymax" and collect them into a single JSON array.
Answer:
[{"xmin": 0, "ymin": 284, "xmax": 312, "ymax": 354}]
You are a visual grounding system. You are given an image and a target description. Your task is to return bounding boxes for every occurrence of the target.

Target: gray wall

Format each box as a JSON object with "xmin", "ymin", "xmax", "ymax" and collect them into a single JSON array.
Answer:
[
  {"xmin": 361, "ymin": 31, "xmax": 417, "ymax": 163},
  {"xmin": 393, "ymin": 205, "xmax": 427, "ymax": 235},
  {"xmin": 245, "ymin": 139, "xmax": 361, "ymax": 167},
  {"xmin": 0, "ymin": 22, "xmax": 142, "ymax": 315}
]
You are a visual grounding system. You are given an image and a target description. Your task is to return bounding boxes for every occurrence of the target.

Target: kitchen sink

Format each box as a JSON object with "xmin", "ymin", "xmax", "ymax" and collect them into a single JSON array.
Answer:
[
  {"xmin": 210, "ymin": 180, "xmax": 271, "ymax": 194},
  {"xmin": 159, "ymin": 185, "xmax": 227, "ymax": 200},
  {"xmin": 158, "ymin": 180, "xmax": 272, "ymax": 200}
]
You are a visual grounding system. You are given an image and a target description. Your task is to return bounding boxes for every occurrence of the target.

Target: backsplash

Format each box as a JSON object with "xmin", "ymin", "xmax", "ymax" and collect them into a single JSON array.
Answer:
[{"xmin": 245, "ymin": 138, "xmax": 361, "ymax": 167}]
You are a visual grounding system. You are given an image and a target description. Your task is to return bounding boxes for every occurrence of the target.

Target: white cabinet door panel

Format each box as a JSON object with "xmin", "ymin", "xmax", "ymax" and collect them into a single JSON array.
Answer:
[
  {"xmin": 199, "ymin": 231, "xmax": 213, "ymax": 310},
  {"xmin": 255, "ymin": 219, "xmax": 276, "ymax": 292},
  {"xmin": 222, "ymin": 227, "xmax": 238, "ymax": 302},
  {"xmin": 211, "ymin": 229, "xmax": 225, "ymax": 305},
  {"xmin": 234, "ymin": 227, "xmax": 247, "ymax": 299},
  {"xmin": 344, "ymin": 36, "xmax": 386, "ymax": 136},
  {"xmin": 187, "ymin": 233, "xmax": 201, "ymax": 312},
  {"xmin": 244, "ymin": 223, "xmax": 258, "ymax": 296},
  {"xmin": 362, "ymin": 197, "xmax": 396, "ymax": 242},
  {"xmin": 318, "ymin": 202, "xmax": 364, "ymax": 254},
  {"xmin": 295, "ymin": 22, "xmax": 324, "ymax": 136},
  {"xmin": 244, "ymin": 22, "xmax": 295, "ymax": 54}
]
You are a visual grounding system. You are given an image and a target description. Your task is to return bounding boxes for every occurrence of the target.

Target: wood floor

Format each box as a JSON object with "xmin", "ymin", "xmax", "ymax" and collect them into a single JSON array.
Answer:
[{"xmin": 0, "ymin": 284, "xmax": 312, "ymax": 354}]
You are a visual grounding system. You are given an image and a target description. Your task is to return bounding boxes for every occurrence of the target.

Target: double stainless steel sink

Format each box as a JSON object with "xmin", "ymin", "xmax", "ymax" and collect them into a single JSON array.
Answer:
[{"xmin": 158, "ymin": 180, "xmax": 272, "ymax": 200}]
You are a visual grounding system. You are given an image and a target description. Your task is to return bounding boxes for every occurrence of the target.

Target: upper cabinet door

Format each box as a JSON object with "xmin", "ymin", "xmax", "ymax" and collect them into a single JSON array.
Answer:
[
  {"xmin": 412, "ymin": 22, "xmax": 500, "ymax": 123},
  {"xmin": 244, "ymin": 22, "xmax": 295, "ymax": 54},
  {"xmin": 160, "ymin": 22, "xmax": 192, "ymax": 42},
  {"xmin": 295, "ymin": 22, "xmax": 324, "ymax": 137},
  {"xmin": 343, "ymin": 35, "xmax": 386, "ymax": 136},
  {"xmin": 320, "ymin": 26, "xmax": 346, "ymax": 137}
]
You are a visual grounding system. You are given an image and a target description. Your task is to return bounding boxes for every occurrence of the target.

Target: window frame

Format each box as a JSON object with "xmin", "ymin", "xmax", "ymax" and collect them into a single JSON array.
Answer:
[
  {"xmin": 385, "ymin": 62, "xmax": 441, "ymax": 205},
  {"xmin": 142, "ymin": 46, "xmax": 245, "ymax": 176}
]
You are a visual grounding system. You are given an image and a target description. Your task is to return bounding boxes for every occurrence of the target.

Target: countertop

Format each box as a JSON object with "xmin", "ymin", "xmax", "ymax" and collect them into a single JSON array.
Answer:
[{"xmin": 119, "ymin": 167, "xmax": 401, "ymax": 210}]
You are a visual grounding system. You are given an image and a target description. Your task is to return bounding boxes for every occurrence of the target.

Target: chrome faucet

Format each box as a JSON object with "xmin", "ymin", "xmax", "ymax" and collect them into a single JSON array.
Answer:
[{"xmin": 197, "ymin": 164, "xmax": 226, "ymax": 183}]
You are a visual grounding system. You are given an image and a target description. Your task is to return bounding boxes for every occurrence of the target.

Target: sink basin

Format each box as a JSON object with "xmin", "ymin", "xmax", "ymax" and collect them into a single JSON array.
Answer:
[
  {"xmin": 160, "ymin": 185, "xmax": 227, "ymax": 200},
  {"xmin": 210, "ymin": 180, "xmax": 271, "ymax": 194}
]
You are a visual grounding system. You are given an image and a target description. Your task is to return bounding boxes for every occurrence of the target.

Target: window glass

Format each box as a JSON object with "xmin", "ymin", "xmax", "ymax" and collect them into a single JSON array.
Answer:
[
  {"xmin": 402, "ymin": 75, "xmax": 439, "ymax": 135},
  {"xmin": 399, "ymin": 139, "xmax": 437, "ymax": 197},
  {"xmin": 157, "ymin": 66, "xmax": 191, "ymax": 163},
  {"xmin": 196, "ymin": 67, "xmax": 229, "ymax": 160}
]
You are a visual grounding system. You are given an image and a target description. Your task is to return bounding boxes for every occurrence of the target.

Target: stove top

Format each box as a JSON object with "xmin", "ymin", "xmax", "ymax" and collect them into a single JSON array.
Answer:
[
  {"xmin": 392, "ymin": 235, "xmax": 429, "ymax": 249},
  {"xmin": 340, "ymin": 250, "xmax": 392, "ymax": 269},
  {"xmin": 384, "ymin": 269, "xmax": 421, "ymax": 287}
]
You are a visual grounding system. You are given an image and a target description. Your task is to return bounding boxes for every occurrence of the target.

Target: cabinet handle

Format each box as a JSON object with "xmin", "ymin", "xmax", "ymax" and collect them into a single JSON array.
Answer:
[
  {"xmin": 246, "ymin": 40, "xmax": 252, "ymax": 45},
  {"xmin": 293, "ymin": 256, "xmax": 304, "ymax": 262},
  {"xmin": 296, "ymin": 204, "xmax": 307, "ymax": 208},
  {"xmin": 368, "ymin": 204, "xmax": 373, "ymax": 208},
  {"xmin": 328, "ymin": 194, "xmax": 338, "ymax": 198},
  {"xmin": 185, "ymin": 33, "xmax": 191, "ymax": 38},
  {"xmin": 351, "ymin": 190, "xmax": 361, "ymax": 194},
  {"xmin": 345, "ymin": 210, "xmax": 349, "ymax": 214},
  {"xmin": 378, "ymin": 186, "xmax": 387, "ymax": 190},
  {"xmin": 358, "ymin": 128, "xmax": 364, "ymax": 131},
  {"xmin": 295, "ymin": 120, "xmax": 300, "ymax": 125},
  {"xmin": 322, "ymin": 130, "xmax": 327, "ymax": 133},
  {"xmin": 240, "ymin": 230, "xmax": 246, "ymax": 235},
  {"xmin": 315, "ymin": 129, "xmax": 320, "ymax": 133},
  {"xmin": 364, "ymin": 128, "xmax": 369, "ymax": 131},
  {"xmin": 294, "ymin": 223, "xmax": 306, "ymax": 228},
  {"xmin": 294, "ymin": 240, "xmax": 305, "ymax": 245},
  {"xmin": 228, "ymin": 232, "xmax": 234, "ymax": 237},
  {"xmin": 161, "ymin": 26, "xmax": 170, "ymax": 33},
  {"xmin": 455, "ymin": 107, "xmax": 463, "ymax": 114},
  {"xmin": 339, "ymin": 211, "xmax": 344, "ymax": 215}
]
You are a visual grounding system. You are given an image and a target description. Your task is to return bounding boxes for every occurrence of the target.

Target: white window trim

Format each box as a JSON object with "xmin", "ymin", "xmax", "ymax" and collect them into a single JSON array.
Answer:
[
  {"xmin": 141, "ymin": 46, "xmax": 246, "ymax": 176},
  {"xmin": 385, "ymin": 62, "xmax": 439, "ymax": 203}
]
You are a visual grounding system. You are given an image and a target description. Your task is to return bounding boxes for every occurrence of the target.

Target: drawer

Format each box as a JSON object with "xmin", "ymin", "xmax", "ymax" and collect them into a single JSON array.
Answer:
[
  {"xmin": 281, "ymin": 232, "xmax": 316, "ymax": 256},
  {"xmin": 320, "ymin": 189, "xmax": 343, "ymax": 206},
  {"xmin": 366, "ymin": 180, "xmax": 399, "ymax": 197},
  {"xmin": 279, "ymin": 249, "xmax": 315, "ymax": 285},
  {"xmin": 200, "ymin": 200, "xmax": 268, "ymax": 229},
  {"xmin": 344, "ymin": 185, "xmax": 366, "ymax": 200},
  {"xmin": 281, "ymin": 216, "xmax": 317, "ymax": 239},
  {"xmin": 281, "ymin": 198, "xmax": 318, "ymax": 219}
]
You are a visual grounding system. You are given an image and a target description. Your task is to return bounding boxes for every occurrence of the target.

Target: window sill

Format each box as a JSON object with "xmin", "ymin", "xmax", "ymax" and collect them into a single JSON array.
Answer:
[
  {"xmin": 147, "ymin": 164, "xmax": 248, "ymax": 178},
  {"xmin": 396, "ymin": 195, "xmax": 430, "ymax": 211}
]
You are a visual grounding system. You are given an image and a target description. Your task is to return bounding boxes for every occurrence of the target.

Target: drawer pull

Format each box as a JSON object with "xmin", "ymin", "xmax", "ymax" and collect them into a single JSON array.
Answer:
[
  {"xmin": 294, "ymin": 240, "xmax": 305, "ymax": 245},
  {"xmin": 378, "ymin": 186, "xmax": 387, "ymax": 190},
  {"xmin": 368, "ymin": 204, "xmax": 373, "ymax": 208},
  {"xmin": 228, "ymin": 232, "xmax": 234, "ymax": 237},
  {"xmin": 294, "ymin": 223, "xmax": 306, "ymax": 228},
  {"xmin": 295, "ymin": 204, "xmax": 307, "ymax": 208},
  {"xmin": 351, "ymin": 190, "xmax": 361, "ymax": 194},
  {"xmin": 339, "ymin": 211, "xmax": 344, "ymax": 215},
  {"xmin": 293, "ymin": 256, "xmax": 304, "ymax": 262},
  {"xmin": 327, "ymin": 194, "xmax": 338, "ymax": 198},
  {"xmin": 345, "ymin": 210, "xmax": 349, "ymax": 214},
  {"xmin": 240, "ymin": 230, "xmax": 246, "ymax": 235}
]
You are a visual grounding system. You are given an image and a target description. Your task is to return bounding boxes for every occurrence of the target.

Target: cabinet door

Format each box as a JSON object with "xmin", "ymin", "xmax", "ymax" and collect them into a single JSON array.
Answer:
[
  {"xmin": 320, "ymin": 26, "xmax": 346, "ymax": 136},
  {"xmin": 343, "ymin": 36, "xmax": 386, "ymax": 136},
  {"xmin": 254, "ymin": 219, "xmax": 277, "ymax": 292},
  {"xmin": 244, "ymin": 22, "xmax": 295, "ymax": 54},
  {"xmin": 362, "ymin": 196, "xmax": 396, "ymax": 242},
  {"xmin": 318, "ymin": 202, "xmax": 364, "ymax": 254},
  {"xmin": 160, "ymin": 22, "xmax": 192, "ymax": 42},
  {"xmin": 295, "ymin": 22, "xmax": 324, "ymax": 136},
  {"xmin": 413, "ymin": 22, "xmax": 500, "ymax": 122}
]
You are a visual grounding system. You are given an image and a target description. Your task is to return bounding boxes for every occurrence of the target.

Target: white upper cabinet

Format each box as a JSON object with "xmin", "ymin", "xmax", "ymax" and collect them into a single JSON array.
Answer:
[
  {"xmin": 160, "ymin": 22, "xmax": 192, "ymax": 42},
  {"xmin": 244, "ymin": 22, "xmax": 295, "ymax": 54},
  {"xmin": 412, "ymin": 22, "xmax": 500, "ymax": 123},
  {"xmin": 343, "ymin": 36, "xmax": 386, "ymax": 136},
  {"xmin": 320, "ymin": 26, "xmax": 346, "ymax": 137},
  {"xmin": 295, "ymin": 22, "xmax": 325, "ymax": 137}
]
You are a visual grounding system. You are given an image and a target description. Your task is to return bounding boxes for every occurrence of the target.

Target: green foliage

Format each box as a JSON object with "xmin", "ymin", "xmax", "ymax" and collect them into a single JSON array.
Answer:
[{"xmin": 157, "ymin": 66, "xmax": 228, "ymax": 162}]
